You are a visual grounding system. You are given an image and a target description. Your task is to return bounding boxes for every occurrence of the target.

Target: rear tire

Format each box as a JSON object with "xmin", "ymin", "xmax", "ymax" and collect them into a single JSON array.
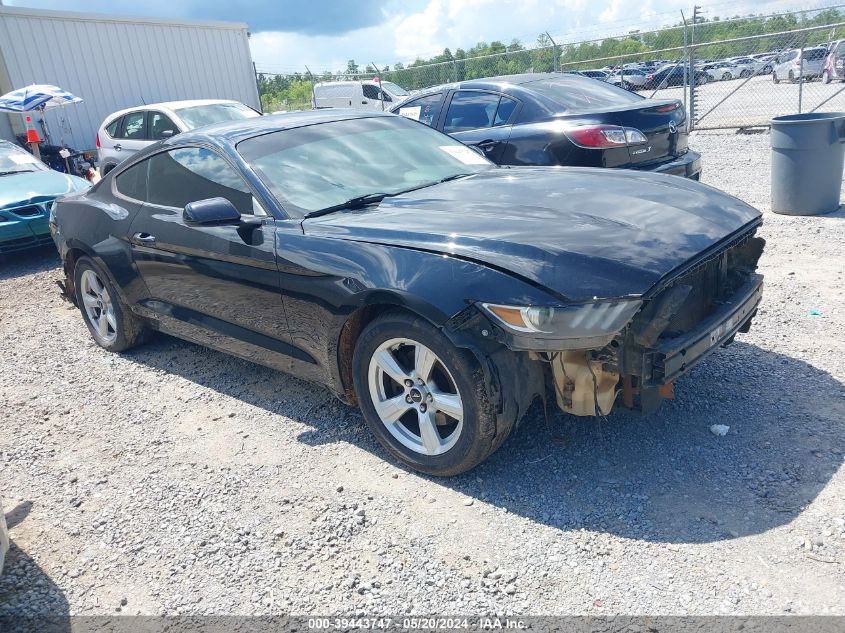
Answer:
[
  {"xmin": 73, "ymin": 256, "xmax": 148, "ymax": 352},
  {"xmin": 722, "ymin": 72, "xmax": 732, "ymax": 81},
  {"xmin": 772, "ymin": 72, "xmax": 780, "ymax": 84},
  {"xmin": 352, "ymin": 311, "xmax": 512, "ymax": 476},
  {"xmin": 823, "ymin": 70, "xmax": 832, "ymax": 84},
  {"xmin": 788, "ymin": 70, "xmax": 795, "ymax": 83}
]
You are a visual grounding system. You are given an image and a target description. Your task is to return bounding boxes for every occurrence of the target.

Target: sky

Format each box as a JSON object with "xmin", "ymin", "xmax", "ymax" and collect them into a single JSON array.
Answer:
[{"xmin": 6, "ymin": 0, "xmax": 819, "ymax": 72}]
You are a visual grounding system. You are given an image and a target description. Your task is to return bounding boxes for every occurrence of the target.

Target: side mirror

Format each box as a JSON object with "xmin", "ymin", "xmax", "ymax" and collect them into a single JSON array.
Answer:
[
  {"xmin": 183, "ymin": 197, "xmax": 241, "ymax": 225},
  {"xmin": 161, "ymin": 130, "xmax": 175, "ymax": 138}
]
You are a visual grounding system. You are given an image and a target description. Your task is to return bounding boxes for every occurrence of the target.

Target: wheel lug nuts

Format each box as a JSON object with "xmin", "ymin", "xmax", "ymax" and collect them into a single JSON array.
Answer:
[
  {"xmin": 419, "ymin": 404, "xmax": 427, "ymax": 413},
  {"xmin": 405, "ymin": 395, "xmax": 413, "ymax": 404},
  {"xmin": 404, "ymin": 379, "xmax": 413, "ymax": 387}
]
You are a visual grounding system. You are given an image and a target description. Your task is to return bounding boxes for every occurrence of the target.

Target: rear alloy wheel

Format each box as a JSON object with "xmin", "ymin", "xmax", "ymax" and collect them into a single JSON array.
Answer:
[
  {"xmin": 722, "ymin": 72, "xmax": 732, "ymax": 81},
  {"xmin": 740, "ymin": 69, "xmax": 752, "ymax": 79},
  {"xmin": 353, "ymin": 312, "xmax": 510, "ymax": 476},
  {"xmin": 74, "ymin": 256, "xmax": 148, "ymax": 352}
]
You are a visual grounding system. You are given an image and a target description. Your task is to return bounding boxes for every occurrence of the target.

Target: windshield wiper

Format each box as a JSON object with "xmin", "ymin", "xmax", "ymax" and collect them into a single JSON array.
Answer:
[
  {"xmin": 438, "ymin": 173, "xmax": 474, "ymax": 184},
  {"xmin": 0, "ymin": 170, "xmax": 31, "ymax": 177},
  {"xmin": 304, "ymin": 192, "xmax": 393, "ymax": 219}
]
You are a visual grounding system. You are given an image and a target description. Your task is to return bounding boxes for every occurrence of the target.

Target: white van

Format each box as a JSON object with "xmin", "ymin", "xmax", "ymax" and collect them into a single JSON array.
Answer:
[{"xmin": 313, "ymin": 80, "xmax": 409, "ymax": 110}]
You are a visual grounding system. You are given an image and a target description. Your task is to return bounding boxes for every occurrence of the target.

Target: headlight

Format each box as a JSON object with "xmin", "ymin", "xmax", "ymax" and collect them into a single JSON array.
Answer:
[{"xmin": 479, "ymin": 300, "xmax": 643, "ymax": 346}]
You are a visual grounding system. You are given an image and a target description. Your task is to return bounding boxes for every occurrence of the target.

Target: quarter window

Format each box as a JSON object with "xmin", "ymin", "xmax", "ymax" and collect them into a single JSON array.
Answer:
[
  {"xmin": 444, "ymin": 92, "xmax": 501, "ymax": 133},
  {"xmin": 145, "ymin": 147, "xmax": 253, "ymax": 214},
  {"xmin": 494, "ymin": 96, "xmax": 518, "ymax": 126},
  {"xmin": 114, "ymin": 160, "xmax": 148, "ymax": 201},
  {"xmin": 105, "ymin": 117, "xmax": 121, "ymax": 137}
]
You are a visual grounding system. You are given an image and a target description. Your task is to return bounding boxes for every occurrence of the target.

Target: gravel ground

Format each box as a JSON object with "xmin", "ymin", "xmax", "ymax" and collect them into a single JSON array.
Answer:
[{"xmin": 1, "ymin": 131, "xmax": 844, "ymax": 618}]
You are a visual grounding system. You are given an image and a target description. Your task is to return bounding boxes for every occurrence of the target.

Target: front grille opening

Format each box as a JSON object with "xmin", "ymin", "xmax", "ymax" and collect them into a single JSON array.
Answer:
[{"xmin": 658, "ymin": 235, "xmax": 764, "ymax": 338}]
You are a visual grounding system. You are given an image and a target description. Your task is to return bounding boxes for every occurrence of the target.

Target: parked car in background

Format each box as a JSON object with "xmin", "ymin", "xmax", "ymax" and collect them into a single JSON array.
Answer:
[
  {"xmin": 823, "ymin": 40, "xmax": 845, "ymax": 83},
  {"xmin": 772, "ymin": 47, "xmax": 828, "ymax": 83},
  {"xmin": 392, "ymin": 73, "xmax": 701, "ymax": 179},
  {"xmin": 51, "ymin": 110, "xmax": 764, "ymax": 476},
  {"xmin": 0, "ymin": 140, "xmax": 89, "ymax": 254},
  {"xmin": 728, "ymin": 57, "xmax": 766, "ymax": 78},
  {"xmin": 750, "ymin": 53, "xmax": 778, "ymax": 73},
  {"xmin": 313, "ymin": 80, "xmax": 410, "ymax": 110},
  {"xmin": 700, "ymin": 62, "xmax": 736, "ymax": 82},
  {"xmin": 606, "ymin": 68, "xmax": 648, "ymax": 90},
  {"xmin": 96, "ymin": 99, "xmax": 261, "ymax": 175},
  {"xmin": 644, "ymin": 64, "xmax": 710, "ymax": 89}
]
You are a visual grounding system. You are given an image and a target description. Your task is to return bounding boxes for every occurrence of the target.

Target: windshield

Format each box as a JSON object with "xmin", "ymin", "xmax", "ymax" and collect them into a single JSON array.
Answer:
[
  {"xmin": 525, "ymin": 75, "xmax": 643, "ymax": 111},
  {"xmin": 237, "ymin": 115, "xmax": 495, "ymax": 217},
  {"xmin": 381, "ymin": 81, "xmax": 409, "ymax": 96},
  {"xmin": 0, "ymin": 142, "xmax": 47, "ymax": 175},
  {"xmin": 174, "ymin": 102, "xmax": 260, "ymax": 129}
]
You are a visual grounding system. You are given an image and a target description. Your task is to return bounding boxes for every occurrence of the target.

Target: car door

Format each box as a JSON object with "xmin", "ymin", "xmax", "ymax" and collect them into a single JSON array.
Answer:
[
  {"xmin": 112, "ymin": 111, "xmax": 151, "ymax": 162},
  {"xmin": 125, "ymin": 145, "xmax": 296, "ymax": 370},
  {"xmin": 440, "ymin": 90, "xmax": 519, "ymax": 164}
]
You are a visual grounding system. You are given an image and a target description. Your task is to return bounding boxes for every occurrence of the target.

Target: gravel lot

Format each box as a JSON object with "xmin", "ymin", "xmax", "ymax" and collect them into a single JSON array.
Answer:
[{"xmin": 1, "ymin": 131, "xmax": 844, "ymax": 618}]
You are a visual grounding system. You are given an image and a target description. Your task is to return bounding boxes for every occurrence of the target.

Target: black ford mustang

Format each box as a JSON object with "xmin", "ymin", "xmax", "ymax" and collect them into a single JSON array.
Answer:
[
  {"xmin": 389, "ymin": 73, "xmax": 702, "ymax": 179},
  {"xmin": 50, "ymin": 110, "xmax": 764, "ymax": 476}
]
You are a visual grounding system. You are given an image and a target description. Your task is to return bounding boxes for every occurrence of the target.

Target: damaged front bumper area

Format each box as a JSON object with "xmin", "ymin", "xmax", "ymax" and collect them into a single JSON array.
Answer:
[{"xmin": 457, "ymin": 231, "xmax": 766, "ymax": 418}]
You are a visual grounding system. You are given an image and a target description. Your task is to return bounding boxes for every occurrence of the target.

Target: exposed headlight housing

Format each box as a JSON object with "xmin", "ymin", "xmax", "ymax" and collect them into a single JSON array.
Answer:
[{"xmin": 479, "ymin": 300, "xmax": 643, "ymax": 349}]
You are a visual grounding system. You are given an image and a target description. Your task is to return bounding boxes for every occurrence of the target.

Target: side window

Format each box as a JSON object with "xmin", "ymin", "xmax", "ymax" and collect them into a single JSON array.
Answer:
[
  {"xmin": 146, "ymin": 147, "xmax": 253, "ymax": 214},
  {"xmin": 114, "ymin": 160, "xmax": 148, "ymax": 201},
  {"xmin": 105, "ymin": 117, "xmax": 122, "ymax": 138},
  {"xmin": 396, "ymin": 93, "xmax": 443, "ymax": 127},
  {"xmin": 494, "ymin": 96, "xmax": 518, "ymax": 126},
  {"xmin": 148, "ymin": 112, "xmax": 178, "ymax": 140},
  {"xmin": 443, "ymin": 92, "xmax": 500, "ymax": 133},
  {"xmin": 120, "ymin": 112, "xmax": 146, "ymax": 140},
  {"xmin": 362, "ymin": 84, "xmax": 381, "ymax": 100}
]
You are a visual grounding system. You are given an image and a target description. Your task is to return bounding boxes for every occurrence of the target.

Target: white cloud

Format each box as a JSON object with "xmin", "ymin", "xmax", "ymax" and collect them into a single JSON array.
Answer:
[{"xmin": 249, "ymin": 0, "xmax": 824, "ymax": 73}]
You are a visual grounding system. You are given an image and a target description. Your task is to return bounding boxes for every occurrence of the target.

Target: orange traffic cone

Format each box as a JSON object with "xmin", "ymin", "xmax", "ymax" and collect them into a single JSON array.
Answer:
[{"xmin": 24, "ymin": 115, "xmax": 41, "ymax": 159}]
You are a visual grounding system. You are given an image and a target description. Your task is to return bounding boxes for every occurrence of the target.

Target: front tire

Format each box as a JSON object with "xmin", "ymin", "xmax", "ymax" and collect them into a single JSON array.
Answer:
[
  {"xmin": 353, "ymin": 312, "xmax": 510, "ymax": 476},
  {"xmin": 773, "ymin": 71, "xmax": 780, "ymax": 84},
  {"xmin": 74, "ymin": 256, "xmax": 148, "ymax": 352}
]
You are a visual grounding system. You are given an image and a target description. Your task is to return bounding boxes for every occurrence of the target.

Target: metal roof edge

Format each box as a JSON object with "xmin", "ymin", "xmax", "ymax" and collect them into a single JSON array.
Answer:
[{"xmin": 0, "ymin": 5, "xmax": 250, "ymax": 31}]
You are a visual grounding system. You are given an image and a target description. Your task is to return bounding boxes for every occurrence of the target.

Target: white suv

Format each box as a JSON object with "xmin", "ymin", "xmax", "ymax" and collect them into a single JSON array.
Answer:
[{"xmin": 96, "ymin": 99, "xmax": 260, "ymax": 175}]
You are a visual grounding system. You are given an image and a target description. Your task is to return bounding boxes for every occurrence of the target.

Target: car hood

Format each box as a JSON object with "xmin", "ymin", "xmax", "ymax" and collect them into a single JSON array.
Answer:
[
  {"xmin": 0, "ymin": 170, "xmax": 89, "ymax": 210},
  {"xmin": 303, "ymin": 167, "xmax": 761, "ymax": 302}
]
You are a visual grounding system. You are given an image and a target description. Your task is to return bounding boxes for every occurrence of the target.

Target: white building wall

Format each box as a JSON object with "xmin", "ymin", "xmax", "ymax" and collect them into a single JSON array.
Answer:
[{"xmin": 0, "ymin": 6, "xmax": 260, "ymax": 150}]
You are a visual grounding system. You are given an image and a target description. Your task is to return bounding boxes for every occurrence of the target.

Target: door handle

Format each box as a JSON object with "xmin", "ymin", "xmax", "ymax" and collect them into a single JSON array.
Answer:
[
  {"xmin": 475, "ymin": 139, "xmax": 499, "ymax": 150},
  {"xmin": 132, "ymin": 232, "xmax": 156, "ymax": 245},
  {"xmin": 114, "ymin": 143, "xmax": 122, "ymax": 151},
  {"xmin": 361, "ymin": 100, "xmax": 368, "ymax": 104}
]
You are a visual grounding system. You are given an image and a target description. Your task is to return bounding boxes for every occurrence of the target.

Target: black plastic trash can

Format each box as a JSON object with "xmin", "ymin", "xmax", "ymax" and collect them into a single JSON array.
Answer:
[{"xmin": 771, "ymin": 112, "xmax": 845, "ymax": 215}]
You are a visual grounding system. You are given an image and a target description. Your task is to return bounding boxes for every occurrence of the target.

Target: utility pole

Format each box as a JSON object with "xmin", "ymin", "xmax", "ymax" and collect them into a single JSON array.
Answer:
[{"xmin": 690, "ymin": 5, "xmax": 703, "ymax": 130}]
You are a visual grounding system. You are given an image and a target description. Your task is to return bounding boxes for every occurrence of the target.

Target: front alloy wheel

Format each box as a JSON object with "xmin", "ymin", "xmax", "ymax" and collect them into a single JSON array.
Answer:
[
  {"xmin": 353, "ymin": 311, "xmax": 514, "ymax": 476},
  {"xmin": 368, "ymin": 338, "xmax": 463, "ymax": 456}
]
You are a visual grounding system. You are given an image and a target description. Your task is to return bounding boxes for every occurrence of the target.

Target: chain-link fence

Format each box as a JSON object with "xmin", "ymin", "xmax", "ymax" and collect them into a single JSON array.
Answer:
[{"xmin": 255, "ymin": 5, "xmax": 845, "ymax": 130}]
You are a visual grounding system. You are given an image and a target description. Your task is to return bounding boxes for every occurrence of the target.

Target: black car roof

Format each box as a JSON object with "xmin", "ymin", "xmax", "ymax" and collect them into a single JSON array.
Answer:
[
  {"xmin": 398, "ymin": 73, "xmax": 566, "ymax": 99},
  {"xmin": 170, "ymin": 109, "xmax": 394, "ymax": 146}
]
